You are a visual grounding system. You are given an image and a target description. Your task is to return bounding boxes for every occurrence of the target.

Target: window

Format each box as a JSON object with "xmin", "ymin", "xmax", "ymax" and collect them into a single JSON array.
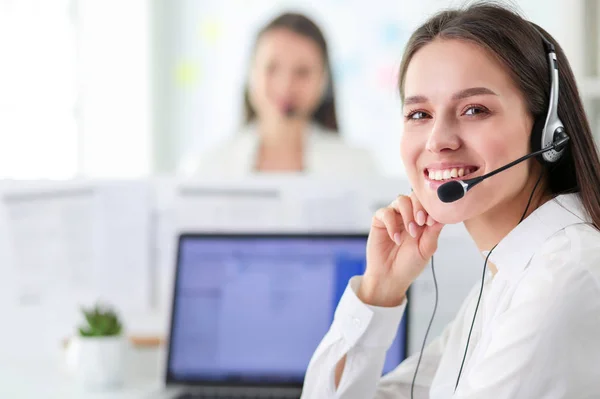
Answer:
[
  {"xmin": 0, "ymin": 0, "xmax": 78, "ymax": 179},
  {"xmin": 0, "ymin": 0, "xmax": 150, "ymax": 179}
]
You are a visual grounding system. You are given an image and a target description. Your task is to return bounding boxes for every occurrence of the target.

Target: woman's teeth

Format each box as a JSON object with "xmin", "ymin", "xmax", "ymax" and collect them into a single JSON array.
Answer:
[{"xmin": 428, "ymin": 167, "xmax": 474, "ymax": 181}]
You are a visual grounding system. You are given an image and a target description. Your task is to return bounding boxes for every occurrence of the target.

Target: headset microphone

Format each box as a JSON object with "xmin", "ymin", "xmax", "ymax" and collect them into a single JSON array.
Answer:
[
  {"xmin": 284, "ymin": 105, "xmax": 297, "ymax": 118},
  {"xmin": 437, "ymin": 131, "xmax": 569, "ymax": 203},
  {"xmin": 284, "ymin": 103, "xmax": 308, "ymax": 119}
]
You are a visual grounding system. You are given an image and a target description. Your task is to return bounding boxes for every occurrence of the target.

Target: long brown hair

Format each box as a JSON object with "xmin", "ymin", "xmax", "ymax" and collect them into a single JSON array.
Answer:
[
  {"xmin": 397, "ymin": 1, "xmax": 600, "ymax": 229},
  {"xmin": 243, "ymin": 12, "xmax": 339, "ymax": 132}
]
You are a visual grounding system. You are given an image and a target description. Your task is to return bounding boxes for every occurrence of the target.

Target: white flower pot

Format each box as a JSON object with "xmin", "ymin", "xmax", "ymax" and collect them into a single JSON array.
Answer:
[{"xmin": 67, "ymin": 335, "xmax": 128, "ymax": 390}]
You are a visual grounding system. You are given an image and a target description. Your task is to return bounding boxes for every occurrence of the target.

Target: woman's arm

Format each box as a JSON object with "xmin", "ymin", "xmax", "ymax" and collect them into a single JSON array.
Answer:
[{"xmin": 301, "ymin": 276, "xmax": 453, "ymax": 399}]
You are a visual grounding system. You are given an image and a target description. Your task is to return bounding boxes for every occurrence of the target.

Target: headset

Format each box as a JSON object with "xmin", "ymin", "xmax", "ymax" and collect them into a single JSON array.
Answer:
[
  {"xmin": 531, "ymin": 33, "xmax": 568, "ymax": 164},
  {"xmin": 436, "ymin": 30, "xmax": 569, "ymax": 204},
  {"xmin": 410, "ymin": 28, "xmax": 571, "ymax": 398}
]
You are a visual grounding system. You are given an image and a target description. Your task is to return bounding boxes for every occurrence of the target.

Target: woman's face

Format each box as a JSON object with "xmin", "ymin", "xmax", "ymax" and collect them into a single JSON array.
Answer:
[
  {"xmin": 401, "ymin": 38, "xmax": 538, "ymax": 225},
  {"xmin": 249, "ymin": 28, "xmax": 327, "ymax": 122}
]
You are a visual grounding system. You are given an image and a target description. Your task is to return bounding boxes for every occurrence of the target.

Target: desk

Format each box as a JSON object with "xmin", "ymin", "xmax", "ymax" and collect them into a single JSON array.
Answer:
[{"xmin": 0, "ymin": 345, "xmax": 165, "ymax": 399}]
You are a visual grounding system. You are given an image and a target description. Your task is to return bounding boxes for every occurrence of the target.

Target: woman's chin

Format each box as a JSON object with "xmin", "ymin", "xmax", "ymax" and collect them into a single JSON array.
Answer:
[
  {"xmin": 432, "ymin": 213, "xmax": 465, "ymax": 225},
  {"xmin": 424, "ymin": 203, "xmax": 470, "ymax": 225}
]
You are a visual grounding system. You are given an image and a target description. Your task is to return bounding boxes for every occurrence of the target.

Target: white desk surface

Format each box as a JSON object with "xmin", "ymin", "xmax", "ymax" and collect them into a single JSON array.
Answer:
[{"xmin": 0, "ymin": 347, "xmax": 165, "ymax": 399}]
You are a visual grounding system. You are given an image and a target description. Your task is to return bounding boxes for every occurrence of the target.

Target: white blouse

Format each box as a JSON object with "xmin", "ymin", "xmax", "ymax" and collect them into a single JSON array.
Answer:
[
  {"xmin": 178, "ymin": 122, "xmax": 378, "ymax": 179},
  {"xmin": 301, "ymin": 193, "xmax": 600, "ymax": 398}
]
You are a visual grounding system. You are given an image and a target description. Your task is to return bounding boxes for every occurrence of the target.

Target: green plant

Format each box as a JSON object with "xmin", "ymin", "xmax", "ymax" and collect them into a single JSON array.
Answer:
[{"xmin": 78, "ymin": 303, "xmax": 123, "ymax": 337}]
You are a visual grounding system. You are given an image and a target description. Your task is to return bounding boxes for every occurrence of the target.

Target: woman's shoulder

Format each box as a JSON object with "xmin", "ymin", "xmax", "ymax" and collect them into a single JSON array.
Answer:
[
  {"xmin": 177, "ymin": 125, "xmax": 257, "ymax": 177},
  {"xmin": 309, "ymin": 123, "xmax": 379, "ymax": 173},
  {"xmin": 310, "ymin": 123, "xmax": 367, "ymax": 153},
  {"xmin": 519, "ymin": 212, "xmax": 600, "ymax": 308},
  {"xmin": 539, "ymin": 195, "xmax": 600, "ymax": 268},
  {"xmin": 503, "ymin": 195, "xmax": 600, "ymax": 308}
]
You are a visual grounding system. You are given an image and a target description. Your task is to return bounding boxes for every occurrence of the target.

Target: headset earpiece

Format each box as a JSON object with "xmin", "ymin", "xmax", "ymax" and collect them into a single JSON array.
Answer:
[{"xmin": 533, "ymin": 32, "xmax": 568, "ymax": 164}]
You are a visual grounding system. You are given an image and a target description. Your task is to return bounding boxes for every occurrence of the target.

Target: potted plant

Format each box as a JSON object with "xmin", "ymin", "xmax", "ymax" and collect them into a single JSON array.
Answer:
[{"xmin": 68, "ymin": 303, "xmax": 128, "ymax": 390}]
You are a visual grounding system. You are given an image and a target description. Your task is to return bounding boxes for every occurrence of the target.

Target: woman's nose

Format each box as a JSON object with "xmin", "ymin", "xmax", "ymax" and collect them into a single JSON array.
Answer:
[
  {"xmin": 425, "ymin": 118, "xmax": 461, "ymax": 153},
  {"xmin": 273, "ymin": 72, "xmax": 294, "ymax": 96}
]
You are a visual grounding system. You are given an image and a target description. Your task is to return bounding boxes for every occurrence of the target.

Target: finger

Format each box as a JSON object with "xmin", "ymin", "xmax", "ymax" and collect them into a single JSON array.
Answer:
[
  {"xmin": 409, "ymin": 192, "xmax": 427, "ymax": 227},
  {"xmin": 374, "ymin": 207, "xmax": 404, "ymax": 244},
  {"xmin": 419, "ymin": 221, "xmax": 445, "ymax": 258},
  {"xmin": 391, "ymin": 195, "xmax": 417, "ymax": 238},
  {"xmin": 426, "ymin": 215, "xmax": 436, "ymax": 226}
]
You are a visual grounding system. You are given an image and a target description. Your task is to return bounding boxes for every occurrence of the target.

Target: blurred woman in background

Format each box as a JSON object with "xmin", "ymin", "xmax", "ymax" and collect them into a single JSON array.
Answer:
[{"xmin": 180, "ymin": 12, "xmax": 378, "ymax": 178}]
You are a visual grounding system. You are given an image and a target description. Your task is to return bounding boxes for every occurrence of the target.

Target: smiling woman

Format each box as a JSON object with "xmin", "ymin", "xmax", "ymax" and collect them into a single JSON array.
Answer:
[
  {"xmin": 399, "ymin": 38, "xmax": 535, "ymax": 227},
  {"xmin": 301, "ymin": 2, "xmax": 600, "ymax": 399}
]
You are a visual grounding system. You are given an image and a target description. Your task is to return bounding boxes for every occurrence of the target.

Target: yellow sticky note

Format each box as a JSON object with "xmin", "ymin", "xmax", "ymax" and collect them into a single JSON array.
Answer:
[
  {"xmin": 199, "ymin": 20, "xmax": 222, "ymax": 44},
  {"xmin": 175, "ymin": 61, "xmax": 202, "ymax": 88}
]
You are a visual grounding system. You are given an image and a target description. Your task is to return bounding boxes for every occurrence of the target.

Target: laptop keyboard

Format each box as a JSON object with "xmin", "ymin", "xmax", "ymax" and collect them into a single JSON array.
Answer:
[
  {"xmin": 174, "ymin": 388, "xmax": 300, "ymax": 399},
  {"xmin": 175, "ymin": 395, "xmax": 299, "ymax": 399}
]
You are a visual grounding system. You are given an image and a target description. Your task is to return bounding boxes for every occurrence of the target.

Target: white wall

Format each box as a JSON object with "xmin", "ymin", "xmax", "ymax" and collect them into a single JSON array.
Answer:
[
  {"xmin": 0, "ymin": 0, "xmax": 78, "ymax": 179},
  {"xmin": 0, "ymin": 0, "xmax": 152, "ymax": 180},
  {"xmin": 77, "ymin": 0, "xmax": 151, "ymax": 178}
]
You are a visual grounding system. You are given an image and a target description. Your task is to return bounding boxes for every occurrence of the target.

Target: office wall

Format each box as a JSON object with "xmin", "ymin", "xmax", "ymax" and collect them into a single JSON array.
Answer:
[
  {"xmin": 77, "ymin": 0, "xmax": 151, "ymax": 178},
  {"xmin": 151, "ymin": 0, "xmax": 584, "ymax": 175},
  {"xmin": 0, "ymin": 0, "xmax": 152, "ymax": 180}
]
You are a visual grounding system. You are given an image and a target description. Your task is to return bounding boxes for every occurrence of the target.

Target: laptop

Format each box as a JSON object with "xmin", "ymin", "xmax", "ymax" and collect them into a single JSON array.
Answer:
[{"xmin": 156, "ymin": 233, "xmax": 409, "ymax": 398}]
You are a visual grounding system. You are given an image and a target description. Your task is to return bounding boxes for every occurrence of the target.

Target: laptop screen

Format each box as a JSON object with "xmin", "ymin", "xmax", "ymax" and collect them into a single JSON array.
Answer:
[{"xmin": 166, "ymin": 234, "xmax": 408, "ymax": 385}]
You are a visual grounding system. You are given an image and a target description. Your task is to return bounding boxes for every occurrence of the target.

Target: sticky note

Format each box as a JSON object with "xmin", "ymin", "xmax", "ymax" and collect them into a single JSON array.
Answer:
[
  {"xmin": 199, "ymin": 19, "xmax": 222, "ymax": 45},
  {"xmin": 175, "ymin": 61, "xmax": 202, "ymax": 88}
]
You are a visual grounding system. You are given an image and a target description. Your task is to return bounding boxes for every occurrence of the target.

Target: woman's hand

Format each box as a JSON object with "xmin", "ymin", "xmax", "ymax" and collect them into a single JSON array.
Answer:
[{"xmin": 360, "ymin": 193, "xmax": 445, "ymax": 307}]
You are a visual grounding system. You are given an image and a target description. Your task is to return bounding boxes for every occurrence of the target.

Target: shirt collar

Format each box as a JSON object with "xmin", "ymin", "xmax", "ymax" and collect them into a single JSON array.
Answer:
[{"xmin": 488, "ymin": 193, "xmax": 590, "ymax": 277}]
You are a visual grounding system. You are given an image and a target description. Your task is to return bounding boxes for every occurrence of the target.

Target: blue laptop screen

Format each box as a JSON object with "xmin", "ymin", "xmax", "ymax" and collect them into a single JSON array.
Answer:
[{"xmin": 167, "ymin": 235, "xmax": 407, "ymax": 384}]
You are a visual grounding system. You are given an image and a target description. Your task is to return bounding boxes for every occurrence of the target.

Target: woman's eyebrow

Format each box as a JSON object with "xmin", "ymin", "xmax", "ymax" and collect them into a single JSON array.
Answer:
[
  {"xmin": 404, "ymin": 87, "xmax": 498, "ymax": 106},
  {"xmin": 452, "ymin": 86, "xmax": 498, "ymax": 100}
]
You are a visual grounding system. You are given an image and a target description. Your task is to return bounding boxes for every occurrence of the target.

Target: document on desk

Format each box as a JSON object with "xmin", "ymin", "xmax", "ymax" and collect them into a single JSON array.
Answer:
[
  {"xmin": 281, "ymin": 179, "xmax": 368, "ymax": 231},
  {"xmin": 174, "ymin": 183, "xmax": 284, "ymax": 230},
  {"xmin": 1, "ymin": 181, "xmax": 152, "ymax": 311},
  {"xmin": 2, "ymin": 185, "xmax": 97, "ymax": 306}
]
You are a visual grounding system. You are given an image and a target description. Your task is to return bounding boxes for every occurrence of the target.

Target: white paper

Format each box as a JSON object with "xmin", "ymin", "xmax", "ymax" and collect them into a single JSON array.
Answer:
[
  {"xmin": 174, "ymin": 183, "xmax": 284, "ymax": 230},
  {"xmin": 2, "ymin": 184, "xmax": 97, "ymax": 306},
  {"xmin": 283, "ymin": 181, "xmax": 362, "ymax": 231},
  {"xmin": 1, "ymin": 180, "xmax": 152, "ymax": 312}
]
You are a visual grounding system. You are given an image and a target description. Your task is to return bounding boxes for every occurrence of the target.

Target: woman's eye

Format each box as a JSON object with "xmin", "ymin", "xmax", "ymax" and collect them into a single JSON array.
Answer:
[
  {"xmin": 463, "ymin": 106, "xmax": 488, "ymax": 116},
  {"xmin": 407, "ymin": 111, "xmax": 430, "ymax": 120}
]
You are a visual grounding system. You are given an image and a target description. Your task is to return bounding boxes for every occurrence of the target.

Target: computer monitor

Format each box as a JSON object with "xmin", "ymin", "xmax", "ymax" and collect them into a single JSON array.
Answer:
[{"xmin": 166, "ymin": 233, "xmax": 408, "ymax": 387}]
